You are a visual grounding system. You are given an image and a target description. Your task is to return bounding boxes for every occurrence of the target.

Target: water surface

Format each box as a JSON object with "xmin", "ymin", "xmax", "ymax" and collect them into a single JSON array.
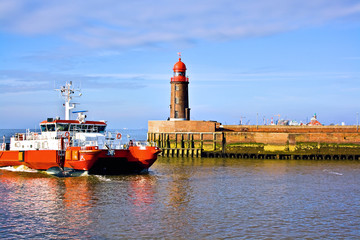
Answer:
[{"xmin": 1, "ymin": 158, "xmax": 359, "ymax": 239}]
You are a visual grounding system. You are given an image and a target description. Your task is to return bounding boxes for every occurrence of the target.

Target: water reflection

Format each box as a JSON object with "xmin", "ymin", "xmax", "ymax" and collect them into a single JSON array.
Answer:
[
  {"xmin": 0, "ymin": 171, "xmax": 99, "ymax": 238},
  {"xmin": 61, "ymin": 177, "xmax": 96, "ymax": 238},
  {"xmin": 164, "ymin": 162, "xmax": 196, "ymax": 237},
  {"xmin": 128, "ymin": 175, "xmax": 156, "ymax": 207}
]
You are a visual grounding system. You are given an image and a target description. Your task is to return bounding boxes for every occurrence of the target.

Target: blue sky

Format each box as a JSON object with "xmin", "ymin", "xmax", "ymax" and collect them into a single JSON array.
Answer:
[{"xmin": 0, "ymin": 0, "xmax": 360, "ymax": 128}]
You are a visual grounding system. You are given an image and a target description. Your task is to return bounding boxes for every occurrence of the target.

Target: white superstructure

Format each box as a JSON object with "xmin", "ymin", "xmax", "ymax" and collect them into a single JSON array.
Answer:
[{"xmin": 9, "ymin": 82, "xmax": 125, "ymax": 151}]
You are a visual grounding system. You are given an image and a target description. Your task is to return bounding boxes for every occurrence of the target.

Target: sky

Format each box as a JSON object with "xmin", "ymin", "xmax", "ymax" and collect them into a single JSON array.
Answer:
[{"xmin": 0, "ymin": 0, "xmax": 360, "ymax": 129}]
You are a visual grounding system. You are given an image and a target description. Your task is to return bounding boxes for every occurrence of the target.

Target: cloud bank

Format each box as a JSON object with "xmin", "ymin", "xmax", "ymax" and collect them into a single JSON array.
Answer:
[{"xmin": 1, "ymin": 0, "xmax": 359, "ymax": 48}]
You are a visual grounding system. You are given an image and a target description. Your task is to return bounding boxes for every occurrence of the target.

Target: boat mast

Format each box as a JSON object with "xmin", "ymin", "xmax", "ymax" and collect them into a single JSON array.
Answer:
[{"xmin": 56, "ymin": 81, "xmax": 81, "ymax": 120}]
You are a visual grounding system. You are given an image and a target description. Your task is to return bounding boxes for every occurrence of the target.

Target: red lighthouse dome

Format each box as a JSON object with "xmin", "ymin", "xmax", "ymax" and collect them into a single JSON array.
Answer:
[
  {"xmin": 171, "ymin": 54, "xmax": 188, "ymax": 83},
  {"xmin": 173, "ymin": 58, "xmax": 187, "ymax": 71}
]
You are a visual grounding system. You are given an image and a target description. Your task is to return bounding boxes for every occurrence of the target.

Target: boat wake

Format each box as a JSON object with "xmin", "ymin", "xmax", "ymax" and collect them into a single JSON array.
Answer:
[
  {"xmin": 94, "ymin": 175, "xmax": 112, "ymax": 182},
  {"xmin": 323, "ymin": 169, "xmax": 343, "ymax": 176},
  {"xmin": 0, "ymin": 165, "xmax": 91, "ymax": 178},
  {"xmin": 0, "ymin": 165, "xmax": 38, "ymax": 173},
  {"xmin": 45, "ymin": 167, "xmax": 89, "ymax": 177}
]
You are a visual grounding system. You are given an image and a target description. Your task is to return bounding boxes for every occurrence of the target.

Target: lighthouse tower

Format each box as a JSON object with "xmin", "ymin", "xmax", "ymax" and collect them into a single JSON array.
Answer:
[{"xmin": 170, "ymin": 53, "xmax": 190, "ymax": 121}]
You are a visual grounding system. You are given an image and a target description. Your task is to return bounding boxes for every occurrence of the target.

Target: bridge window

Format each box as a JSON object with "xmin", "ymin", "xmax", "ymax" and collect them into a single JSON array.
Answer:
[
  {"xmin": 40, "ymin": 124, "xmax": 56, "ymax": 132},
  {"xmin": 68, "ymin": 124, "xmax": 106, "ymax": 133},
  {"xmin": 88, "ymin": 125, "xmax": 96, "ymax": 132},
  {"xmin": 56, "ymin": 123, "xmax": 69, "ymax": 131},
  {"xmin": 47, "ymin": 124, "xmax": 55, "ymax": 131},
  {"xmin": 98, "ymin": 126, "xmax": 106, "ymax": 133},
  {"xmin": 81, "ymin": 125, "xmax": 88, "ymax": 132},
  {"xmin": 69, "ymin": 124, "xmax": 79, "ymax": 132}
]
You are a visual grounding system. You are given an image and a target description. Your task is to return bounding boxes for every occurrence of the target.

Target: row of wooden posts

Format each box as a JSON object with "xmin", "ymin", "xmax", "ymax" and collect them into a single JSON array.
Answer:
[
  {"xmin": 147, "ymin": 132, "xmax": 360, "ymax": 160},
  {"xmin": 147, "ymin": 132, "xmax": 224, "ymax": 157}
]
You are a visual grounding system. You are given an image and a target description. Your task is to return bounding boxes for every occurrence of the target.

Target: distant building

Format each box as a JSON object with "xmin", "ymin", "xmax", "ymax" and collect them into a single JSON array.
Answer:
[
  {"xmin": 307, "ymin": 113, "xmax": 322, "ymax": 126},
  {"xmin": 277, "ymin": 119, "xmax": 289, "ymax": 126},
  {"xmin": 289, "ymin": 120, "xmax": 300, "ymax": 126}
]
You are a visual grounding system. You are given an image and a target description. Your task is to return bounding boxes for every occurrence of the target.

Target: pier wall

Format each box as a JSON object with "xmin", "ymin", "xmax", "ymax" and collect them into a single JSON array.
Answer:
[
  {"xmin": 223, "ymin": 125, "xmax": 360, "ymax": 144},
  {"xmin": 148, "ymin": 121, "xmax": 360, "ymax": 159},
  {"xmin": 148, "ymin": 120, "xmax": 219, "ymax": 133}
]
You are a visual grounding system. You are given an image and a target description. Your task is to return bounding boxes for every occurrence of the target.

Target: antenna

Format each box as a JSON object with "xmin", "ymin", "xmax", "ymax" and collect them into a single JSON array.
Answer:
[{"xmin": 55, "ymin": 81, "xmax": 82, "ymax": 120}]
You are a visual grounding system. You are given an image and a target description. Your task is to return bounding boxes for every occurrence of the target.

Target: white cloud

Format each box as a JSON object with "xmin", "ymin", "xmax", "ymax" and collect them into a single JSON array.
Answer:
[
  {"xmin": 0, "ymin": 0, "xmax": 359, "ymax": 48},
  {"xmin": 0, "ymin": 70, "xmax": 149, "ymax": 93}
]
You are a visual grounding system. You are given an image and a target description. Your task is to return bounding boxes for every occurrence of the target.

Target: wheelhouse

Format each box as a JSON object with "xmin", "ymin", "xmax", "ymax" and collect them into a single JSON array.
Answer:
[{"xmin": 40, "ymin": 119, "xmax": 107, "ymax": 133}]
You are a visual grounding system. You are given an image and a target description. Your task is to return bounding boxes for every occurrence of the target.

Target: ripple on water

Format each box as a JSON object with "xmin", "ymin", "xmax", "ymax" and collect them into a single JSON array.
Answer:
[{"xmin": 0, "ymin": 158, "xmax": 360, "ymax": 239}]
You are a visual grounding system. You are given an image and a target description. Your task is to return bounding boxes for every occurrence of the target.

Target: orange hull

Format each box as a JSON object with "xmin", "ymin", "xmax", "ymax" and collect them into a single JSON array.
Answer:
[
  {"xmin": 88, "ymin": 146, "xmax": 161, "ymax": 174},
  {"xmin": 0, "ymin": 146, "xmax": 161, "ymax": 174},
  {"xmin": 0, "ymin": 150, "xmax": 59, "ymax": 170}
]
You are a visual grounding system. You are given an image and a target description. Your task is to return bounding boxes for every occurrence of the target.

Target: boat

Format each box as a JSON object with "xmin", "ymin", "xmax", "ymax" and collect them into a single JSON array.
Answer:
[{"xmin": 0, "ymin": 81, "xmax": 161, "ymax": 176}]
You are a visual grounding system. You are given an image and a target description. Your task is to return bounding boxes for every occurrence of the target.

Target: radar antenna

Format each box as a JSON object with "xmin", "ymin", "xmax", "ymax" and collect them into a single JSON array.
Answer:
[{"xmin": 55, "ymin": 81, "xmax": 82, "ymax": 120}]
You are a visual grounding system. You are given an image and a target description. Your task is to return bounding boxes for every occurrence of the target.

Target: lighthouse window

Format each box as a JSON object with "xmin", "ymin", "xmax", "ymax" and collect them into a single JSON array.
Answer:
[
  {"xmin": 175, "ymin": 85, "xmax": 179, "ymax": 91},
  {"xmin": 174, "ymin": 72, "xmax": 184, "ymax": 76},
  {"xmin": 175, "ymin": 97, "xmax": 179, "ymax": 104}
]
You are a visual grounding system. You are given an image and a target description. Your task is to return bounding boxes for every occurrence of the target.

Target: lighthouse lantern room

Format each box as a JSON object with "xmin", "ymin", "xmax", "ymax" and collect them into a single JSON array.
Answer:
[{"xmin": 170, "ymin": 53, "xmax": 190, "ymax": 121}]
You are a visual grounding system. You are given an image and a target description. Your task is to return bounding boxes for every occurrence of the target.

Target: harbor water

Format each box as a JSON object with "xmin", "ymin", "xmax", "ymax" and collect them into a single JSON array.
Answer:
[
  {"xmin": 1, "ymin": 157, "xmax": 360, "ymax": 239},
  {"xmin": 1, "ymin": 129, "xmax": 360, "ymax": 239}
]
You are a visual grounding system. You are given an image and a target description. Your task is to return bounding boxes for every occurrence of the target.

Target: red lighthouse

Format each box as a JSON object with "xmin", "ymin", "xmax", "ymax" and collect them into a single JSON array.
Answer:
[{"xmin": 170, "ymin": 53, "xmax": 190, "ymax": 120}]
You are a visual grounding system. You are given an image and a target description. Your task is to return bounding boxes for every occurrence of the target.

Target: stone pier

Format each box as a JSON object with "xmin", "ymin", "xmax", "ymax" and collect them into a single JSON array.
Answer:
[{"xmin": 148, "ymin": 121, "xmax": 360, "ymax": 159}]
